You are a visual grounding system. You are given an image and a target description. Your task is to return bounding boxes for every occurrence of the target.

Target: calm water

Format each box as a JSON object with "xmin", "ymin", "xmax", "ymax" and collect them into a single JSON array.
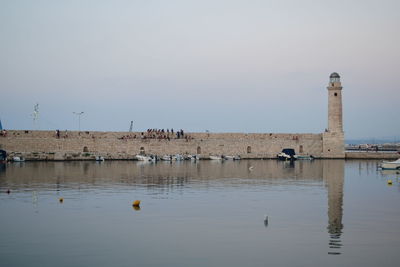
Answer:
[{"xmin": 0, "ymin": 160, "xmax": 399, "ymax": 267}]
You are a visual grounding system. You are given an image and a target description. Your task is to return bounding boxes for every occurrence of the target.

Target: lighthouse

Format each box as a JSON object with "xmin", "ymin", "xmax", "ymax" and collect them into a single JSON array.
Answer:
[
  {"xmin": 323, "ymin": 73, "xmax": 345, "ymax": 158},
  {"xmin": 327, "ymin": 72, "xmax": 343, "ymax": 133}
]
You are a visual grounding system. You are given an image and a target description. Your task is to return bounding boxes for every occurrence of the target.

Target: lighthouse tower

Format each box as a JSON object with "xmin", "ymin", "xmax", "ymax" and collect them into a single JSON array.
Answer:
[
  {"xmin": 323, "ymin": 72, "xmax": 345, "ymax": 158},
  {"xmin": 327, "ymin": 72, "xmax": 343, "ymax": 133}
]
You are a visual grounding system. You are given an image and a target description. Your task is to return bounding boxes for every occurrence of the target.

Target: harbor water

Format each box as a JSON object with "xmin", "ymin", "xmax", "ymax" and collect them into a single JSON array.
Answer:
[{"xmin": 0, "ymin": 160, "xmax": 399, "ymax": 267}]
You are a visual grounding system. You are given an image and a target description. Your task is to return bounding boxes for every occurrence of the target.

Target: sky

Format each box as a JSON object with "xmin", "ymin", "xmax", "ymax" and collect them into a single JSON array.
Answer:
[{"xmin": 0, "ymin": 0, "xmax": 399, "ymax": 139}]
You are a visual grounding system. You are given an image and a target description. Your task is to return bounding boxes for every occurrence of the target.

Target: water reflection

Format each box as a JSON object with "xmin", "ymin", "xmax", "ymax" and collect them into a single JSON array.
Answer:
[
  {"xmin": 0, "ymin": 160, "xmax": 327, "ymax": 192},
  {"xmin": 323, "ymin": 160, "xmax": 344, "ymax": 255},
  {"xmin": 0, "ymin": 160, "xmax": 346, "ymax": 255}
]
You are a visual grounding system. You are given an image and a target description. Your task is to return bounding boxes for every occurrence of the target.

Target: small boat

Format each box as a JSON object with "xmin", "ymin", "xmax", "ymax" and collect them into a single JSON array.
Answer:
[
  {"xmin": 277, "ymin": 148, "xmax": 297, "ymax": 161},
  {"xmin": 183, "ymin": 155, "xmax": 199, "ymax": 161},
  {"xmin": 12, "ymin": 156, "xmax": 25, "ymax": 162},
  {"xmin": 190, "ymin": 155, "xmax": 200, "ymax": 161},
  {"xmin": 380, "ymin": 158, "xmax": 400, "ymax": 170},
  {"xmin": 174, "ymin": 154, "xmax": 184, "ymax": 161},
  {"xmin": 296, "ymin": 155, "xmax": 314, "ymax": 160},
  {"xmin": 95, "ymin": 156, "xmax": 105, "ymax": 161},
  {"xmin": 209, "ymin": 155, "xmax": 222, "ymax": 160},
  {"xmin": 136, "ymin": 155, "xmax": 152, "ymax": 161},
  {"xmin": 161, "ymin": 155, "xmax": 173, "ymax": 161},
  {"xmin": 223, "ymin": 155, "xmax": 241, "ymax": 160}
]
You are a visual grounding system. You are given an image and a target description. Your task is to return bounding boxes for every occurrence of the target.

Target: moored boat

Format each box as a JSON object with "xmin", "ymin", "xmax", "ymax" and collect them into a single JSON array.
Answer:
[
  {"xmin": 136, "ymin": 155, "xmax": 152, "ymax": 161},
  {"xmin": 277, "ymin": 148, "xmax": 297, "ymax": 161},
  {"xmin": 161, "ymin": 155, "xmax": 173, "ymax": 161},
  {"xmin": 12, "ymin": 156, "xmax": 25, "ymax": 162},
  {"xmin": 380, "ymin": 159, "xmax": 400, "ymax": 170},
  {"xmin": 95, "ymin": 156, "xmax": 105, "ymax": 161},
  {"xmin": 174, "ymin": 154, "xmax": 184, "ymax": 161},
  {"xmin": 296, "ymin": 155, "xmax": 314, "ymax": 160},
  {"xmin": 209, "ymin": 155, "xmax": 222, "ymax": 160}
]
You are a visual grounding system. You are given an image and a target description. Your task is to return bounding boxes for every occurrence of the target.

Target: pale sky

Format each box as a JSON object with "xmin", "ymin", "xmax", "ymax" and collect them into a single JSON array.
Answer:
[{"xmin": 0, "ymin": 0, "xmax": 399, "ymax": 139}]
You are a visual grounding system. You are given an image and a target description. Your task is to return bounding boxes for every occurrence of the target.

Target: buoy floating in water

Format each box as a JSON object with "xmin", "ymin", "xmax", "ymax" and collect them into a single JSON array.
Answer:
[
  {"xmin": 132, "ymin": 200, "xmax": 141, "ymax": 207},
  {"xmin": 387, "ymin": 180, "xmax": 393, "ymax": 185},
  {"xmin": 59, "ymin": 197, "xmax": 64, "ymax": 203}
]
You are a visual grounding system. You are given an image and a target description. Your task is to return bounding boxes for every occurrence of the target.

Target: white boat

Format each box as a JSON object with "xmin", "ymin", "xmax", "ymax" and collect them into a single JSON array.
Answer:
[
  {"xmin": 209, "ymin": 155, "xmax": 222, "ymax": 160},
  {"xmin": 380, "ymin": 159, "xmax": 400, "ymax": 170},
  {"xmin": 296, "ymin": 155, "xmax": 314, "ymax": 160},
  {"xmin": 95, "ymin": 156, "xmax": 105, "ymax": 161},
  {"xmin": 13, "ymin": 156, "xmax": 25, "ymax": 162},
  {"xmin": 136, "ymin": 155, "xmax": 152, "ymax": 161},
  {"xmin": 149, "ymin": 155, "xmax": 157, "ymax": 162},
  {"xmin": 174, "ymin": 154, "xmax": 184, "ymax": 161},
  {"xmin": 189, "ymin": 155, "xmax": 200, "ymax": 161},
  {"xmin": 161, "ymin": 155, "xmax": 173, "ymax": 161}
]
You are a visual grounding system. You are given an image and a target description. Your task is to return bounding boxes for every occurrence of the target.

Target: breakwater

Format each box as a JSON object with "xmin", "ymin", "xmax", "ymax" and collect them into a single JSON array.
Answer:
[
  {"xmin": 345, "ymin": 151, "xmax": 399, "ymax": 160},
  {"xmin": 1, "ymin": 130, "xmax": 397, "ymax": 160},
  {"xmin": 0, "ymin": 130, "xmax": 344, "ymax": 160}
]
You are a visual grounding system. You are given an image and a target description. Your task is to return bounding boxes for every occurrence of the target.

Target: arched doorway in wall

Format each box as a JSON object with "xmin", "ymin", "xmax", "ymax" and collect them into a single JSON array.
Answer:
[
  {"xmin": 197, "ymin": 146, "xmax": 201, "ymax": 154},
  {"xmin": 299, "ymin": 145, "xmax": 304, "ymax": 153},
  {"xmin": 83, "ymin": 146, "xmax": 89, "ymax": 152},
  {"xmin": 247, "ymin": 146, "xmax": 251, "ymax": 154},
  {"xmin": 140, "ymin": 147, "xmax": 145, "ymax": 155}
]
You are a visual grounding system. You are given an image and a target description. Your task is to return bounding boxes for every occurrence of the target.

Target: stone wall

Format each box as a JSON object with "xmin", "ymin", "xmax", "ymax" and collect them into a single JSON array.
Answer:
[
  {"xmin": 0, "ymin": 130, "xmax": 327, "ymax": 160},
  {"xmin": 345, "ymin": 151, "xmax": 400, "ymax": 160}
]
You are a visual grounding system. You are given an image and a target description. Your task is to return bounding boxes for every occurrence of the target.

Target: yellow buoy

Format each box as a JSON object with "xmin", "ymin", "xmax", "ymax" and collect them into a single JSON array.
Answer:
[
  {"xmin": 387, "ymin": 180, "xmax": 393, "ymax": 185},
  {"xmin": 133, "ymin": 200, "xmax": 141, "ymax": 207},
  {"xmin": 59, "ymin": 197, "xmax": 64, "ymax": 203}
]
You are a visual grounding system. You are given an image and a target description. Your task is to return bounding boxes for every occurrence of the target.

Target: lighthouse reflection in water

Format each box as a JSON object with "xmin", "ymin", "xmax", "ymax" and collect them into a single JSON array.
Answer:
[{"xmin": 1, "ymin": 160, "xmax": 399, "ymax": 267}]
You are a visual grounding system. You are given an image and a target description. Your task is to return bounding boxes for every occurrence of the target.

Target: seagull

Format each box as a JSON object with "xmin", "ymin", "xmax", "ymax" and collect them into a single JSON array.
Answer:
[{"xmin": 249, "ymin": 166, "xmax": 254, "ymax": 171}]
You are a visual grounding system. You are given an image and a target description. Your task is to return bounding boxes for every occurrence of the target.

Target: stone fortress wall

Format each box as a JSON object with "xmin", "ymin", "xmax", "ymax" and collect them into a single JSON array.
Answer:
[{"xmin": 0, "ymin": 130, "xmax": 328, "ymax": 160}]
